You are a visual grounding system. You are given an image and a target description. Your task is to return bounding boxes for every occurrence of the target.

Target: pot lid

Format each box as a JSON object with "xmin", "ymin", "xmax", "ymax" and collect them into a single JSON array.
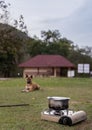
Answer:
[{"xmin": 47, "ymin": 96, "xmax": 70, "ymax": 100}]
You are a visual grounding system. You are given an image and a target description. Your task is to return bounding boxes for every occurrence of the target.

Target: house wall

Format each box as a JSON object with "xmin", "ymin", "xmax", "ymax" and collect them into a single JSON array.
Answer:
[
  {"xmin": 23, "ymin": 68, "xmax": 38, "ymax": 77},
  {"xmin": 23, "ymin": 67, "xmax": 54, "ymax": 77},
  {"xmin": 23, "ymin": 67, "xmax": 73, "ymax": 77}
]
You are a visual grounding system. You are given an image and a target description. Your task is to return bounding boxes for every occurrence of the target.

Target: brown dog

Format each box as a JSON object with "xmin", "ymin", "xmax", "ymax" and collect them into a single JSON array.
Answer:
[{"xmin": 22, "ymin": 74, "xmax": 40, "ymax": 92}]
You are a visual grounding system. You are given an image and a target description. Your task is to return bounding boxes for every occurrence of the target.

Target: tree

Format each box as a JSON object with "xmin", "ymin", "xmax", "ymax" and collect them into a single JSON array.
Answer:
[
  {"xmin": 68, "ymin": 45, "xmax": 92, "ymax": 70},
  {"xmin": 0, "ymin": 1, "xmax": 10, "ymax": 24},
  {"xmin": 13, "ymin": 15, "xmax": 28, "ymax": 34},
  {"xmin": 58, "ymin": 38, "xmax": 73, "ymax": 57},
  {"xmin": 41, "ymin": 30, "xmax": 61, "ymax": 44},
  {"xmin": 0, "ymin": 1, "xmax": 29, "ymax": 77},
  {"xmin": 27, "ymin": 38, "xmax": 45, "ymax": 57},
  {"xmin": 81, "ymin": 46, "xmax": 92, "ymax": 57},
  {"xmin": 27, "ymin": 30, "xmax": 74, "ymax": 58},
  {"xmin": 0, "ymin": 1, "xmax": 28, "ymax": 34},
  {"xmin": 0, "ymin": 23, "xmax": 29, "ymax": 77}
]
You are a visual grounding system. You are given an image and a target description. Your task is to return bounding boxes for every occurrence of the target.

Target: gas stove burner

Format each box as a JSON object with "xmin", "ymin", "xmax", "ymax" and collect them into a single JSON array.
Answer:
[
  {"xmin": 41, "ymin": 96, "xmax": 87, "ymax": 126},
  {"xmin": 42, "ymin": 109, "xmax": 74, "ymax": 116},
  {"xmin": 41, "ymin": 109, "xmax": 87, "ymax": 126}
]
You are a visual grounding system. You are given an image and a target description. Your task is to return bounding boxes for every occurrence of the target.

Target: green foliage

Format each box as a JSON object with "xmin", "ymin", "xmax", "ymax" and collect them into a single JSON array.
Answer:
[
  {"xmin": 41, "ymin": 29, "xmax": 61, "ymax": 43},
  {"xmin": 0, "ymin": 1, "xmax": 10, "ymax": 24},
  {"xmin": 13, "ymin": 15, "xmax": 28, "ymax": 34},
  {"xmin": 0, "ymin": 23, "xmax": 29, "ymax": 77},
  {"xmin": 27, "ymin": 38, "xmax": 44, "ymax": 56},
  {"xmin": 0, "ymin": 1, "xmax": 28, "ymax": 34},
  {"xmin": 27, "ymin": 29, "xmax": 92, "ymax": 72},
  {"xmin": 0, "ymin": 77, "xmax": 92, "ymax": 130},
  {"xmin": 68, "ymin": 47, "xmax": 92, "ymax": 70},
  {"xmin": 28, "ymin": 30, "xmax": 74, "ymax": 57},
  {"xmin": 0, "ymin": 24, "xmax": 92, "ymax": 77}
]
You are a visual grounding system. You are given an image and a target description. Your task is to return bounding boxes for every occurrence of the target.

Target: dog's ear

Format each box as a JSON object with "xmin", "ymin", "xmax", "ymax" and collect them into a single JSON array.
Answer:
[
  {"xmin": 30, "ymin": 75, "xmax": 33, "ymax": 79},
  {"xmin": 26, "ymin": 74, "xmax": 28, "ymax": 78}
]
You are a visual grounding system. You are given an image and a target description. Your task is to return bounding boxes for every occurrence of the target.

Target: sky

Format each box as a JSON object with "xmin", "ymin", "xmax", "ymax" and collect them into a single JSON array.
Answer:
[{"xmin": 4, "ymin": 0, "xmax": 92, "ymax": 47}]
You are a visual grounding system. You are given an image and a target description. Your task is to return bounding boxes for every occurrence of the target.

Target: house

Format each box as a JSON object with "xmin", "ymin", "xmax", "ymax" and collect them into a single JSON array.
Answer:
[{"xmin": 19, "ymin": 55, "xmax": 75, "ymax": 77}]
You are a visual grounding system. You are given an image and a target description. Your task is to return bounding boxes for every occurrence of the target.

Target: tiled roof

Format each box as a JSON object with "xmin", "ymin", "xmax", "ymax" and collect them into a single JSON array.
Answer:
[{"xmin": 19, "ymin": 55, "xmax": 75, "ymax": 68}]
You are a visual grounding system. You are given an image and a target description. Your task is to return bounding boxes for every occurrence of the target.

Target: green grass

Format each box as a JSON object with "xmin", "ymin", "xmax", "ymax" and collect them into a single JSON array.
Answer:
[{"xmin": 0, "ymin": 77, "xmax": 92, "ymax": 130}]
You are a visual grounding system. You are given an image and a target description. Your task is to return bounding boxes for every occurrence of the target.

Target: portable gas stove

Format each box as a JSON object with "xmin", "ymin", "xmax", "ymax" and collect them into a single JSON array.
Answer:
[{"xmin": 41, "ymin": 97, "xmax": 87, "ymax": 126}]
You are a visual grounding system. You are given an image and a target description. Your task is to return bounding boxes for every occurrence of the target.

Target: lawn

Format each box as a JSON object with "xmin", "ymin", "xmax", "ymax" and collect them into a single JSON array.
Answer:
[{"xmin": 0, "ymin": 77, "xmax": 92, "ymax": 130}]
